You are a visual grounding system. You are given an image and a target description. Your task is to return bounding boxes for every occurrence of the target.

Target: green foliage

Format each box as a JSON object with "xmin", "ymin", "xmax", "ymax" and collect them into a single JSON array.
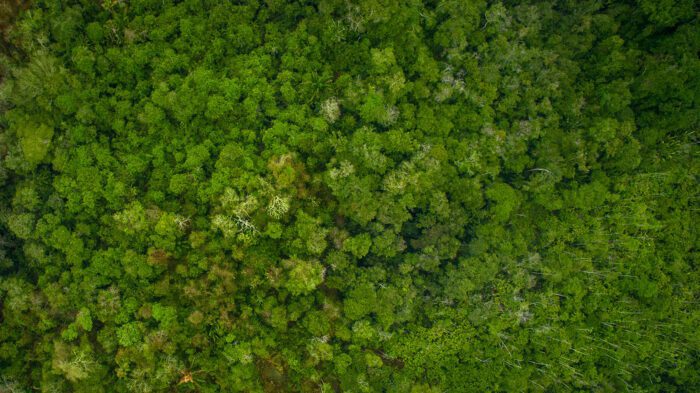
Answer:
[
  {"xmin": 0, "ymin": 0, "xmax": 697, "ymax": 392},
  {"xmin": 76, "ymin": 308, "xmax": 93, "ymax": 332},
  {"xmin": 283, "ymin": 258, "xmax": 325, "ymax": 296},
  {"xmin": 342, "ymin": 233, "xmax": 372, "ymax": 259},
  {"xmin": 151, "ymin": 303, "xmax": 177, "ymax": 328},
  {"xmin": 116, "ymin": 323, "xmax": 141, "ymax": 347},
  {"xmin": 17, "ymin": 123, "xmax": 54, "ymax": 166}
]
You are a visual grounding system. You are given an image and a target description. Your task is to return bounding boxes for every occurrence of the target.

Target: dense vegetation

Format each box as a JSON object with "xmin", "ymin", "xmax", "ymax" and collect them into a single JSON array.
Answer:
[{"xmin": 0, "ymin": 0, "xmax": 698, "ymax": 392}]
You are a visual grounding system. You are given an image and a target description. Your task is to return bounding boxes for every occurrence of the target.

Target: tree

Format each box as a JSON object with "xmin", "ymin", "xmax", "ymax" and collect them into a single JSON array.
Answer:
[{"xmin": 0, "ymin": 0, "xmax": 697, "ymax": 391}]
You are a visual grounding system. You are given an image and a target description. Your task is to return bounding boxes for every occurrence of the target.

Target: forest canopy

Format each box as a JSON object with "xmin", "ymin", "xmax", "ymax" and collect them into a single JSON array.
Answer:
[{"xmin": 0, "ymin": 0, "xmax": 698, "ymax": 392}]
